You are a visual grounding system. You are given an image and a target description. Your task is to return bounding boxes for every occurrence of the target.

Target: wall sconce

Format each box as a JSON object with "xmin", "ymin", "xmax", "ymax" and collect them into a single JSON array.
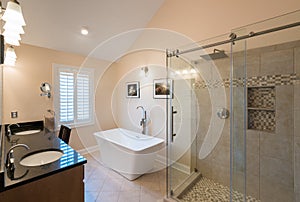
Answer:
[
  {"xmin": 0, "ymin": 0, "xmax": 26, "ymax": 65},
  {"xmin": 175, "ymin": 67, "xmax": 197, "ymax": 75},
  {"xmin": 141, "ymin": 66, "xmax": 149, "ymax": 77},
  {"xmin": 4, "ymin": 46, "xmax": 16, "ymax": 66},
  {"xmin": 1, "ymin": 0, "xmax": 26, "ymax": 46}
]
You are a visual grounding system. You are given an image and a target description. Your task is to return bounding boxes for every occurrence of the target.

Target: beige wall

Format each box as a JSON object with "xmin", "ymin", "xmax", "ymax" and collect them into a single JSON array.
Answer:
[
  {"xmin": 3, "ymin": 44, "xmax": 85, "ymax": 123},
  {"xmin": 95, "ymin": 50, "xmax": 165, "ymax": 131},
  {"xmin": 148, "ymin": 0, "xmax": 300, "ymax": 41},
  {"xmin": 3, "ymin": 44, "xmax": 111, "ymax": 151}
]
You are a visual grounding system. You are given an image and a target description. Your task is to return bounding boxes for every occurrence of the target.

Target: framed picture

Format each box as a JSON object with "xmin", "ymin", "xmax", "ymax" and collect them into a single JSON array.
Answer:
[
  {"xmin": 126, "ymin": 81, "xmax": 140, "ymax": 98},
  {"xmin": 153, "ymin": 78, "xmax": 173, "ymax": 99}
]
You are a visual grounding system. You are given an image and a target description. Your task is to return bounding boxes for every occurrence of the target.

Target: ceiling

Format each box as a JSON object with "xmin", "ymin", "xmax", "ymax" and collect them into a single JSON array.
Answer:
[{"xmin": 2, "ymin": 0, "xmax": 165, "ymax": 60}]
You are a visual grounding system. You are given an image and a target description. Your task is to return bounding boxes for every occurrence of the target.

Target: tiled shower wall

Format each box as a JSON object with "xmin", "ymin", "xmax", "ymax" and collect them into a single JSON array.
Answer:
[
  {"xmin": 294, "ymin": 46, "xmax": 300, "ymax": 202},
  {"xmin": 195, "ymin": 40, "xmax": 300, "ymax": 201}
]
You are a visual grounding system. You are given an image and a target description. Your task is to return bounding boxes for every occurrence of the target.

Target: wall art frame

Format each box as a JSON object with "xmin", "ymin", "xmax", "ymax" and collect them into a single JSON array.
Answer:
[
  {"xmin": 153, "ymin": 78, "xmax": 173, "ymax": 99},
  {"xmin": 126, "ymin": 81, "xmax": 140, "ymax": 98}
]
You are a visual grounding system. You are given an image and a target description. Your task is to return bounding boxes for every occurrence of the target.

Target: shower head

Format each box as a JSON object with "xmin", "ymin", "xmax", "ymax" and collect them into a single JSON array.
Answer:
[{"xmin": 200, "ymin": 49, "xmax": 228, "ymax": 60}]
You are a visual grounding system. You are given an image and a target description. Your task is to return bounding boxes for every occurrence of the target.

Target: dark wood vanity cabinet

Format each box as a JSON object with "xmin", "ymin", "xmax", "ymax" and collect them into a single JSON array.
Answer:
[{"xmin": 0, "ymin": 165, "xmax": 84, "ymax": 202}]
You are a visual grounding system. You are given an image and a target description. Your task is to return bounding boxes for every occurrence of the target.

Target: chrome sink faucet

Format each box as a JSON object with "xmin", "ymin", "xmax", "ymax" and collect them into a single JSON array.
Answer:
[
  {"xmin": 136, "ymin": 106, "xmax": 147, "ymax": 135},
  {"xmin": 6, "ymin": 144, "xmax": 30, "ymax": 171},
  {"xmin": 7, "ymin": 123, "xmax": 20, "ymax": 137}
]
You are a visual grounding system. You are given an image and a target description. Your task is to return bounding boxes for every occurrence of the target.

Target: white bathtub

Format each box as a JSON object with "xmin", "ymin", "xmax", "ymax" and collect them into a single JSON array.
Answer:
[{"xmin": 94, "ymin": 128, "xmax": 164, "ymax": 180}]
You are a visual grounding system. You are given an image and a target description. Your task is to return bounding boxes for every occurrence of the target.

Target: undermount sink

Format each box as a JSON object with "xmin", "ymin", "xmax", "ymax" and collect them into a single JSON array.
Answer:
[
  {"xmin": 14, "ymin": 129, "xmax": 41, "ymax": 136},
  {"xmin": 20, "ymin": 149, "xmax": 64, "ymax": 167}
]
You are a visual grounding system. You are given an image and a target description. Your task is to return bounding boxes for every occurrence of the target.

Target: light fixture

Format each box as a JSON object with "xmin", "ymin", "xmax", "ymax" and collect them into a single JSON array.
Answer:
[
  {"xmin": 190, "ymin": 68, "xmax": 196, "ymax": 74},
  {"xmin": 141, "ymin": 66, "xmax": 148, "ymax": 76},
  {"xmin": 3, "ymin": 22, "xmax": 25, "ymax": 34},
  {"xmin": 182, "ymin": 69, "xmax": 188, "ymax": 74},
  {"xmin": 0, "ymin": 0, "xmax": 26, "ymax": 65},
  {"xmin": 1, "ymin": 0, "xmax": 26, "ymax": 46},
  {"xmin": 81, "ymin": 27, "xmax": 88, "ymax": 35},
  {"xmin": 2, "ymin": 1, "xmax": 26, "ymax": 25},
  {"xmin": 4, "ymin": 46, "xmax": 17, "ymax": 66}
]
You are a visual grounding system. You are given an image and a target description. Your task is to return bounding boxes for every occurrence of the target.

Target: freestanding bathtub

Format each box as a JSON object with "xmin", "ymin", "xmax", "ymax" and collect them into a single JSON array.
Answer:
[{"xmin": 94, "ymin": 128, "xmax": 164, "ymax": 180}]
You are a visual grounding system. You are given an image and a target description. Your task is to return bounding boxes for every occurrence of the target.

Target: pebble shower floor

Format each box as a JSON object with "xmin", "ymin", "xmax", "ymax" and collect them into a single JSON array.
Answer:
[{"xmin": 178, "ymin": 177, "xmax": 260, "ymax": 202}]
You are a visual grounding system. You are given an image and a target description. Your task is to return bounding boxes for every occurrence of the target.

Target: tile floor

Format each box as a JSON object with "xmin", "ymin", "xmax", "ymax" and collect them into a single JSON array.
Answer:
[
  {"xmin": 83, "ymin": 152, "xmax": 166, "ymax": 202},
  {"xmin": 179, "ymin": 177, "xmax": 260, "ymax": 202}
]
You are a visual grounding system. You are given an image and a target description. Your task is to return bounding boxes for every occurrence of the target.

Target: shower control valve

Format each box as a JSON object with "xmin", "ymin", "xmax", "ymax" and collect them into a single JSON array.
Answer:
[{"xmin": 217, "ymin": 108, "xmax": 229, "ymax": 119}]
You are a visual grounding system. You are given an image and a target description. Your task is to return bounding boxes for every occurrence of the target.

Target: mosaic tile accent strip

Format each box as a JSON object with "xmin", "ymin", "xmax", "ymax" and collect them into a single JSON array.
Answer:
[
  {"xmin": 178, "ymin": 177, "xmax": 260, "ymax": 202},
  {"xmin": 295, "ymin": 74, "xmax": 300, "ymax": 85},
  {"xmin": 193, "ymin": 73, "xmax": 298, "ymax": 89},
  {"xmin": 247, "ymin": 74, "xmax": 297, "ymax": 87},
  {"xmin": 193, "ymin": 78, "xmax": 241, "ymax": 89},
  {"xmin": 247, "ymin": 87, "xmax": 275, "ymax": 108},
  {"xmin": 248, "ymin": 109, "xmax": 275, "ymax": 132}
]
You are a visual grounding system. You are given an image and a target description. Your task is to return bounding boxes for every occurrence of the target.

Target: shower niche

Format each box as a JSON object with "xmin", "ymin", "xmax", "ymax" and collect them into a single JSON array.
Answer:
[{"xmin": 247, "ymin": 86, "xmax": 276, "ymax": 132}]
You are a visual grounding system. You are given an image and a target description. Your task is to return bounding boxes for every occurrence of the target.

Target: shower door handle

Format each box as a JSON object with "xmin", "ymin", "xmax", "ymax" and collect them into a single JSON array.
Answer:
[{"xmin": 171, "ymin": 107, "xmax": 177, "ymax": 142}]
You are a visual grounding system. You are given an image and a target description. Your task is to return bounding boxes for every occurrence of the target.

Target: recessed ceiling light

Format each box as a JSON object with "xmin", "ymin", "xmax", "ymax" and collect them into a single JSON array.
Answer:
[{"xmin": 81, "ymin": 27, "xmax": 88, "ymax": 35}]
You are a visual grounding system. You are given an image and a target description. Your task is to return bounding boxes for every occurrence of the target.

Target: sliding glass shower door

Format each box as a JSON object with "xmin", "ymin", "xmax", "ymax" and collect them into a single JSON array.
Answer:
[
  {"xmin": 230, "ymin": 29, "xmax": 247, "ymax": 201},
  {"xmin": 166, "ymin": 32, "xmax": 248, "ymax": 201},
  {"xmin": 166, "ymin": 53, "xmax": 198, "ymax": 197}
]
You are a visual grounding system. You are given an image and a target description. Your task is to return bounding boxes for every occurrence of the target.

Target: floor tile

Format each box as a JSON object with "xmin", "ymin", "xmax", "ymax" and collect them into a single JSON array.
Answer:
[
  {"xmin": 96, "ymin": 191, "xmax": 119, "ymax": 202},
  {"xmin": 101, "ymin": 178, "xmax": 123, "ymax": 192},
  {"xmin": 179, "ymin": 177, "xmax": 260, "ymax": 202},
  {"xmin": 85, "ymin": 178, "xmax": 105, "ymax": 192},
  {"xmin": 85, "ymin": 191, "xmax": 99, "ymax": 202},
  {"xmin": 118, "ymin": 191, "xmax": 140, "ymax": 202},
  {"xmin": 84, "ymin": 153, "xmax": 166, "ymax": 202},
  {"xmin": 121, "ymin": 180, "xmax": 141, "ymax": 191},
  {"xmin": 141, "ymin": 188, "xmax": 164, "ymax": 202}
]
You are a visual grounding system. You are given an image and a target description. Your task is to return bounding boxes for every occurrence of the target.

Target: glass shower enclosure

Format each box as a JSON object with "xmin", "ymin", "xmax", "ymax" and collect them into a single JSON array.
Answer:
[{"xmin": 166, "ymin": 10, "xmax": 300, "ymax": 202}]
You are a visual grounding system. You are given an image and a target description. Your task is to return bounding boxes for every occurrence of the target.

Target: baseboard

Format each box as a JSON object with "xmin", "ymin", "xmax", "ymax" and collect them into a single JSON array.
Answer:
[
  {"xmin": 156, "ymin": 155, "xmax": 190, "ymax": 175},
  {"xmin": 77, "ymin": 145, "xmax": 99, "ymax": 155}
]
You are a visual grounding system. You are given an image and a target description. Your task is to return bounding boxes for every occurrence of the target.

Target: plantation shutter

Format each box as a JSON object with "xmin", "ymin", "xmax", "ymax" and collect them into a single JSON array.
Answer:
[
  {"xmin": 54, "ymin": 64, "xmax": 94, "ymax": 127},
  {"xmin": 77, "ymin": 73, "xmax": 90, "ymax": 122},
  {"xmin": 59, "ymin": 71, "xmax": 74, "ymax": 123}
]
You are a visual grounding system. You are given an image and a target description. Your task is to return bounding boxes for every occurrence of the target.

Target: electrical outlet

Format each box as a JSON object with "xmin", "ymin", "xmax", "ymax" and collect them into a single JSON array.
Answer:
[{"xmin": 11, "ymin": 111, "xmax": 18, "ymax": 118}]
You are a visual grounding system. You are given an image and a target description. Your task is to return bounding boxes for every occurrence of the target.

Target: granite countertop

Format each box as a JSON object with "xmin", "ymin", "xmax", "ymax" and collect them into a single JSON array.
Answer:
[{"xmin": 1, "ymin": 129, "xmax": 86, "ymax": 191}]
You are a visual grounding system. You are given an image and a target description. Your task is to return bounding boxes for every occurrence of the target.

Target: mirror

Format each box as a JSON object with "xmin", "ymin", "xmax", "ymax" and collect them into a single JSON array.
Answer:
[{"xmin": 40, "ymin": 82, "xmax": 51, "ymax": 98}]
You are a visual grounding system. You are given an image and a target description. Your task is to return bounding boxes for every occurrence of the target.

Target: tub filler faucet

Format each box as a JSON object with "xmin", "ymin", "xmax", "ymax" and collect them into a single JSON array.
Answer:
[{"xmin": 136, "ymin": 106, "xmax": 147, "ymax": 135}]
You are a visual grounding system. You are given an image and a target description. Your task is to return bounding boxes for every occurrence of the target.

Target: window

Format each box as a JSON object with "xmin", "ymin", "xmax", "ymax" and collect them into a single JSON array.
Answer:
[{"xmin": 53, "ymin": 64, "xmax": 94, "ymax": 127}]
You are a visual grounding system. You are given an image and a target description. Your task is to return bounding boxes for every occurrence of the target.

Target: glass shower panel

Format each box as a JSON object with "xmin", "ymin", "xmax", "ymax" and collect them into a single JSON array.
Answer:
[
  {"xmin": 192, "ymin": 35, "xmax": 232, "ymax": 200},
  {"xmin": 234, "ymin": 10, "xmax": 300, "ymax": 202},
  {"xmin": 230, "ymin": 29, "xmax": 247, "ymax": 201},
  {"xmin": 167, "ymin": 33, "xmax": 235, "ymax": 201},
  {"xmin": 166, "ymin": 54, "xmax": 198, "ymax": 197},
  {"xmin": 295, "ymin": 74, "xmax": 300, "ymax": 202}
]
